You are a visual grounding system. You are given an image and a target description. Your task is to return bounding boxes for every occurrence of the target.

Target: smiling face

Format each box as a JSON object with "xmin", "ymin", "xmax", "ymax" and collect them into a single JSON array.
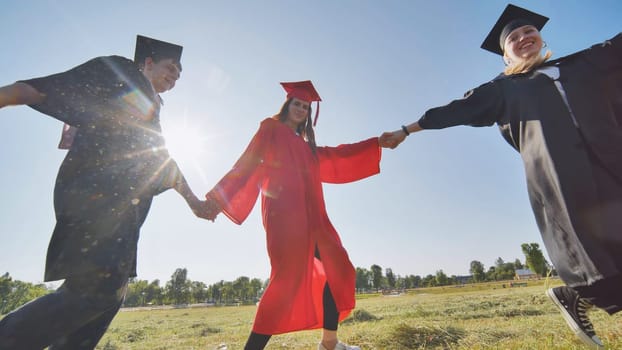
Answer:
[
  {"xmin": 284, "ymin": 98, "xmax": 311, "ymax": 130},
  {"xmin": 142, "ymin": 57, "xmax": 181, "ymax": 93},
  {"xmin": 503, "ymin": 25, "xmax": 543, "ymax": 65}
]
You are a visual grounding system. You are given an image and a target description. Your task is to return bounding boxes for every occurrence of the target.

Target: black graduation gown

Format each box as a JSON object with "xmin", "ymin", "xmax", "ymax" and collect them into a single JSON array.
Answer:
[
  {"xmin": 21, "ymin": 56, "xmax": 181, "ymax": 281},
  {"xmin": 418, "ymin": 33, "xmax": 622, "ymax": 288}
]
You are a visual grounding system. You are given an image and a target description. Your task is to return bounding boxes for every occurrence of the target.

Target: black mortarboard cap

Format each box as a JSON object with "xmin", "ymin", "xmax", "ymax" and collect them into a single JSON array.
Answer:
[
  {"xmin": 481, "ymin": 4, "xmax": 548, "ymax": 56},
  {"xmin": 134, "ymin": 35, "xmax": 183, "ymax": 67}
]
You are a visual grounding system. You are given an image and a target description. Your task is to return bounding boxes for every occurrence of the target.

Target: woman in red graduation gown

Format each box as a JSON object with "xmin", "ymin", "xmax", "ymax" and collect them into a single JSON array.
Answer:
[{"xmin": 205, "ymin": 80, "xmax": 383, "ymax": 350}]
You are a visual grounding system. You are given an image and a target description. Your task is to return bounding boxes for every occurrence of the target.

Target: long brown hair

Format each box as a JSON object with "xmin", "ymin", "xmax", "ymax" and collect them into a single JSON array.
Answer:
[{"xmin": 274, "ymin": 98, "xmax": 317, "ymax": 154}]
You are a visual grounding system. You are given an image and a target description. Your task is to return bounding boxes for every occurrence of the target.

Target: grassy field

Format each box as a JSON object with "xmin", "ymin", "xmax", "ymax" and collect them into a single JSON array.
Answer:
[{"xmin": 87, "ymin": 280, "xmax": 620, "ymax": 349}]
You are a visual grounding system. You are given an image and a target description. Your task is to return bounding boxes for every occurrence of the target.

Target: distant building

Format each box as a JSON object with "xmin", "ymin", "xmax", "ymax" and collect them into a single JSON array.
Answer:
[
  {"xmin": 515, "ymin": 268, "xmax": 538, "ymax": 280},
  {"xmin": 454, "ymin": 275, "xmax": 472, "ymax": 284}
]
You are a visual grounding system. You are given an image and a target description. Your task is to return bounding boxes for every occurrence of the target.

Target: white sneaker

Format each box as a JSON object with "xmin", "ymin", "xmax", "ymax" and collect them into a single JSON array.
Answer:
[{"xmin": 318, "ymin": 341, "xmax": 361, "ymax": 350}]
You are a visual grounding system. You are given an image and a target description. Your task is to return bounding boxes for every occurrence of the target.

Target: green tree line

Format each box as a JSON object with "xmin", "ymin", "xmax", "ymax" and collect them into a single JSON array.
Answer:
[
  {"xmin": 123, "ymin": 268, "xmax": 268, "ymax": 307},
  {"xmin": 0, "ymin": 272, "xmax": 50, "ymax": 314},
  {"xmin": 1, "ymin": 243, "xmax": 553, "ymax": 313}
]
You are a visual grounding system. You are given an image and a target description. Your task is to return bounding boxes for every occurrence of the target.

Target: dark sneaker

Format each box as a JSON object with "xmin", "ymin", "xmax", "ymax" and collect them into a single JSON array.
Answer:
[{"xmin": 546, "ymin": 286, "xmax": 604, "ymax": 349}]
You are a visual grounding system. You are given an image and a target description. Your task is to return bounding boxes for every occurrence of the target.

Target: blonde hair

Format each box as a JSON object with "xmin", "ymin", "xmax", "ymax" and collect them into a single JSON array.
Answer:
[{"xmin": 504, "ymin": 50, "xmax": 553, "ymax": 75}]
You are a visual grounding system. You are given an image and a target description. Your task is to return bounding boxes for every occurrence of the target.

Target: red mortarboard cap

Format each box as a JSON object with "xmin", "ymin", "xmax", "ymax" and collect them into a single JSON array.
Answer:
[
  {"xmin": 134, "ymin": 35, "xmax": 183, "ymax": 68},
  {"xmin": 280, "ymin": 80, "xmax": 322, "ymax": 103},
  {"xmin": 481, "ymin": 4, "xmax": 548, "ymax": 56},
  {"xmin": 280, "ymin": 80, "xmax": 322, "ymax": 126}
]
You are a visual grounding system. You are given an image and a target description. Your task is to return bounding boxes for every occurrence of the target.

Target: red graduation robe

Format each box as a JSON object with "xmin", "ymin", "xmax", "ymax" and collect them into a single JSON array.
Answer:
[{"xmin": 209, "ymin": 117, "xmax": 381, "ymax": 334}]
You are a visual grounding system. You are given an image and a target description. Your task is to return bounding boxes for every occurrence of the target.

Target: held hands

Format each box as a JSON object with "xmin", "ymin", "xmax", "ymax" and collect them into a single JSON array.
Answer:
[
  {"xmin": 177, "ymin": 182, "xmax": 221, "ymax": 222},
  {"xmin": 187, "ymin": 197, "xmax": 216, "ymax": 221},
  {"xmin": 379, "ymin": 123, "xmax": 420, "ymax": 149},
  {"xmin": 188, "ymin": 198, "xmax": 221, "ymax": 222},
  {"xmin": 379, "ymin": 130, "xmax": 407, "ymax": 149},
  {"xmin": 202, "ymin": 192, "xmax": 222, "ymax": 222}
]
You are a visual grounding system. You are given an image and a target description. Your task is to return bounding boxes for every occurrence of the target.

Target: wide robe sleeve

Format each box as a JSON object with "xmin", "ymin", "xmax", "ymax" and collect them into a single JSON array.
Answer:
[
  {"xmin": 592, "ymin": 32, "xmax": 622, "ymax": 62},
  {"xmin": 563, "ymin": 32, "xmax": 622, "ymax": 184},
  {"xmin": 417, "ymin": 80, "xmax": 505, "ymax": 130},
  {"xmin": 20, "ymin": 55, "xmax": 154, "ymax": 127},
  {"xmin": 317, "ymin": 137, "xmax": 381, "ymax": 184},
  {"xmin": 208, "ymin": 119, "xmax": 275, "ymax": 224}
]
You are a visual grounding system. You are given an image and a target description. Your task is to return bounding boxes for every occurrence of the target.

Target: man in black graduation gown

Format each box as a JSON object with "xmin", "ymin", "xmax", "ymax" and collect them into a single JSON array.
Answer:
[{"xmin": 0, "ymin": 35, "xmax": 210, "ymax": 349}]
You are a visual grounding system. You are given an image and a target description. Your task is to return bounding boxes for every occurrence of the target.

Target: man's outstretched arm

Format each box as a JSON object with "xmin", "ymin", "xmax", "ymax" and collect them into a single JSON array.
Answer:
[{"xmin": 0, "ymin": 82, "xmax": 45, "ymax": 108}]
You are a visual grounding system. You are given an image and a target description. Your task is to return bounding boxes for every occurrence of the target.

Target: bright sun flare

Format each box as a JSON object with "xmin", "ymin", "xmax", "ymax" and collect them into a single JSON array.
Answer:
[{"xmin": 162, "ymin": 124, "xmax": 207, "ymax": 164}]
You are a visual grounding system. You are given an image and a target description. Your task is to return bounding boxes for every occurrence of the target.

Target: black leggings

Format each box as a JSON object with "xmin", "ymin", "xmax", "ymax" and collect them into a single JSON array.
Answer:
[
  {"xmin": 244, "ymin": 283, "xmax": 339, "ymax": 350},
  {"xmin": 314, "ymin": 246, "xmax": 339, "ymax": 330}
]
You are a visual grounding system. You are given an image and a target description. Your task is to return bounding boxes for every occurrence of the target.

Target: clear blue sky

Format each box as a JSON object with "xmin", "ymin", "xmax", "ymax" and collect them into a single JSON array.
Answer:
[{"xmin": 1, "ymin": 1, "xmax": 620, "ymax": 288}]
